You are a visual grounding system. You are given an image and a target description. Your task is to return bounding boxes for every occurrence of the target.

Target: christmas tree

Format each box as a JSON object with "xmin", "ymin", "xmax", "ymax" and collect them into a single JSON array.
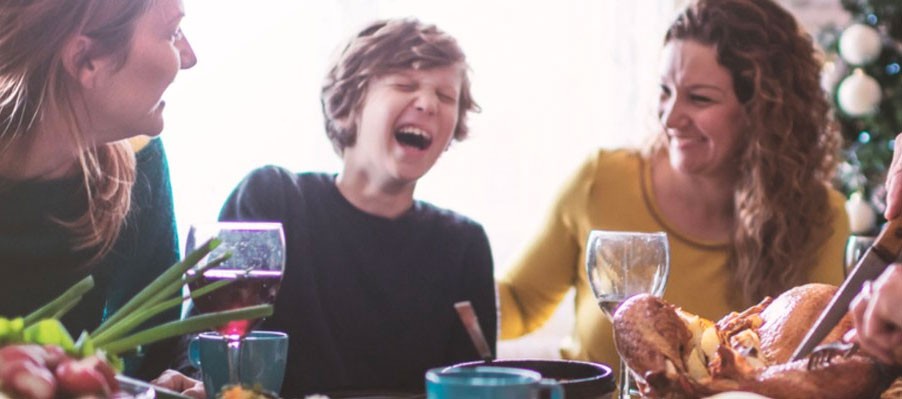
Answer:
[{"xmin": 819, "ymin": 0, "xmax": 902, "ymax": 234}]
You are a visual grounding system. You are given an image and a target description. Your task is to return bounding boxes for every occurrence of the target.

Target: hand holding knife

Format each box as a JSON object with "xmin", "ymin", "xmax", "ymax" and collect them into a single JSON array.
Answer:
[{"xmin": 791, "ymin": 218, "xmax": 902, "ymax": 361}]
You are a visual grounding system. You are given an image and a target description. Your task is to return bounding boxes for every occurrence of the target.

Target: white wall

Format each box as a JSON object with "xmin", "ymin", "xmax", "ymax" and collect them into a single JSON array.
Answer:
[
  {"xmin": 163, "ymin": 0, "xmax": 676, "ymax": 358},
  {"xmin": 166, "ymin": 0, "xmax": 674, "ymax": 275},
  {"xmin": 168, "ymin": 1, "xmax": 870, "ymax": 358}
]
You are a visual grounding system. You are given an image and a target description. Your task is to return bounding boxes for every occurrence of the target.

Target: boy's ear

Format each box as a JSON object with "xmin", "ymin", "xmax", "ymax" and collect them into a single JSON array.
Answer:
[
  {"xmin": 334, "ymin": 114, "xmax": 356, "ymax": 136},
  {"xmin": 61, "ymin": 35, "xmax": 108, "ymax": 89}
]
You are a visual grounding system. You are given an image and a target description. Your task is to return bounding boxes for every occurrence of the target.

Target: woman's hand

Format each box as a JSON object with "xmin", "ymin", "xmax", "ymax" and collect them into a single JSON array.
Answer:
[
  {"xmin": 845, "ymin": 264, "xmax": 902, "ymax": 365},
  {"xmin": 151, "ymin": 369, "xmax": 205, "ymax": 399},
  {"xmin": 884, "ymin": 133, "xmax": 902, "ymax": 220}
]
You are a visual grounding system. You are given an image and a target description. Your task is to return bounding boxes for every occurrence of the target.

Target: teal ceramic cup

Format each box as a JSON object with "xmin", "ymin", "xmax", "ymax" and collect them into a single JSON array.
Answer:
[
  {"xmin": 188, "ymin": 331, "xmax": 288, "ymax": 398},
  {"xmin": 426, "ymin": 366, "xmax": 565, "ymax": 399}
]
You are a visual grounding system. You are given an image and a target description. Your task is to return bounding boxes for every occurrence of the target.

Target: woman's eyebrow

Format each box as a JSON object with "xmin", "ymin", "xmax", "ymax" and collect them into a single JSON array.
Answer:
[
  {"xmin": 687, "ymin": 83, "xmax": 727, "ymax": 93},
  {"xmin": 163, "ymin": 10, "xmax": 185, "ymax": 27}
]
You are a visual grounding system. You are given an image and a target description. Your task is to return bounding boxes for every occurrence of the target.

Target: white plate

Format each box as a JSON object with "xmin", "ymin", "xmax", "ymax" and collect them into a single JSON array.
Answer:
[{"xmin": 116, "ymin": 375, "xmax": 192, "ymax": 399}]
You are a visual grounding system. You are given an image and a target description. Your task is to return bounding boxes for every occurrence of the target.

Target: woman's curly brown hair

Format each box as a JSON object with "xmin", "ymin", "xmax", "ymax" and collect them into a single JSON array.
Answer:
[
  {"xmin": 321, "ymin": 18, "xmax": 479, "ymax": 155},
  {"xmin": 659, "ymin": 0, "xmax": 842, "ymax": 304}
]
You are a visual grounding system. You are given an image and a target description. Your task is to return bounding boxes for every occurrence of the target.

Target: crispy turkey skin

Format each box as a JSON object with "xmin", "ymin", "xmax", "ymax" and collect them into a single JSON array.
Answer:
[{"xmin": 612, "ymin": 284, "xmax": 895, "ymax": 399}]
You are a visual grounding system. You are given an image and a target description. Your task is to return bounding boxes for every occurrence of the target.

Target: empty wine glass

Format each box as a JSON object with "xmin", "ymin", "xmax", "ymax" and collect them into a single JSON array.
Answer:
[
  {"xmin": 845, "ymin": 234, "xmax": 876, "ymax": 276},
  {"xmin": 585, "ymin": 230, "xmax": 669, "ymax": 399},
  {"xmin": 185, "ymin": 222, "xmax": 285, "ymax": 386}
]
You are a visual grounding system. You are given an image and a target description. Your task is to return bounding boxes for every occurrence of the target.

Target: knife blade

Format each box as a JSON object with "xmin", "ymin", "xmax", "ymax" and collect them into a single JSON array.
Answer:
[{"xmin": 790, "ymin": 218, "xmax": 902, "ymax": 361}]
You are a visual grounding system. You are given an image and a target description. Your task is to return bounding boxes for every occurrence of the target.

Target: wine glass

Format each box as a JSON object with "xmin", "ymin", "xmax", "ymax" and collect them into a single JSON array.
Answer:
[
  {"xmin": 845, "ymin": 234, "xmax": 875, "ymax": 276},
  {"xmin": 185, "ymin": 222, "xmax": 286, "ymax": 386},
  {"xmin": 585, "ymin": 230, "xmax": 669, "ymax": 399}
]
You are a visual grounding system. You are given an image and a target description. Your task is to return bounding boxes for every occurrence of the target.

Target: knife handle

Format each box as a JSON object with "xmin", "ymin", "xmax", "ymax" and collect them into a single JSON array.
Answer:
[
  {"xmin": 454, "ymin": 301, "xmax": 494, "ymax": 362},
  {"xmin": 872, "ymin": 218, "xmax": 902, "ymax": 263}
]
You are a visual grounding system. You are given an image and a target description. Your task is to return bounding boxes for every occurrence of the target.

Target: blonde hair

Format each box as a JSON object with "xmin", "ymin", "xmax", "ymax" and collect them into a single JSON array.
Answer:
[
  {"xmin": 0, "ymin": 0, "xmax": 153, "ymax": 265},
  {"xmin": 657, "ymin": 0, "xmax": 841, "ymax": 304}
]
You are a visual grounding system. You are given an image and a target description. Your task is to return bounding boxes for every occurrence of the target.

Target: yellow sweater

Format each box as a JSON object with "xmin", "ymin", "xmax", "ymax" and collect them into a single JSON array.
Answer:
[{"xmin": 498, "ymin": 149, "xmax": 849, "ymax": 369}]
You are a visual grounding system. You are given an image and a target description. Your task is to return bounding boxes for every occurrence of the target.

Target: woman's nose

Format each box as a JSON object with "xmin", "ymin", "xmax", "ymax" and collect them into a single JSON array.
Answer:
[
  {"xmin": 660, "ymin": 97, "xmax": 686, "ymax": 129},
  {"xmin": 178, "ymin": 32, "xmax": 198, "ymax": 69}
]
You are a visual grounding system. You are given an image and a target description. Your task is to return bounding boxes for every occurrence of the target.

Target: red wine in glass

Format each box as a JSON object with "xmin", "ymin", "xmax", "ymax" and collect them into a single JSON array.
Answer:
[
  {"xmin": 189, "ymin": 269, "xmax": 283, "ymax": 338},
  {"xmin": 185, "ymin": 222, "xmax": 285, "ymax": 386}
]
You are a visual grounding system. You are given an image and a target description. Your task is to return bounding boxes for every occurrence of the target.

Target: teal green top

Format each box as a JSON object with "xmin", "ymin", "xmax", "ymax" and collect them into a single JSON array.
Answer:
[{"xmin": 0, "ymin": 138, "xmax": 181, "ymax": 379}]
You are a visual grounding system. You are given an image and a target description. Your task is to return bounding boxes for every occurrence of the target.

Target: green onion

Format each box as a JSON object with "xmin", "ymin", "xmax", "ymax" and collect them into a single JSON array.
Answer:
[
  {"xmin": 134, "ymin": 252, "xmax": 232, "ymax": 326},
  {"xmin": 90, "ymin": 279, "xmax": 231, "ymax": 347},
  {"xmin": 92, "ymin": 238, "xmax": 220, "ymax": 337},
  {"xmin": 99, "ymin": 305, "xmax": 273, "ymax": 355},
  {"xmin": 74, "ymin": 331, "xmax": 94, "ymax": 358},
  {"xmin": 13, "ymin": 234, "xmax": 280, "ymax": 365},
  {"xmin": 51, "ymin": 299, "xmax": 82, "ymax": 321},
  {"xmin": 24, "ymin": 276, "xmax": 94, "ymax": 326}
]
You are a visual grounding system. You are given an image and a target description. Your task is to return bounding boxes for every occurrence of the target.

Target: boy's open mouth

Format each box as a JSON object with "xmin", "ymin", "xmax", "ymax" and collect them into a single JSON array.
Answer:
[{"xmin": 395, "ymin": 126, "xmax": 432, "ymax": 150}]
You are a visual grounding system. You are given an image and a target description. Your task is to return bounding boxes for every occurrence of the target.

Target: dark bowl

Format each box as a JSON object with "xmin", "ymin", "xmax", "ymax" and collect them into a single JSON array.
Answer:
[{"xmin": 448, "ymin": 359, "xmax": 615, "ymax": 399}]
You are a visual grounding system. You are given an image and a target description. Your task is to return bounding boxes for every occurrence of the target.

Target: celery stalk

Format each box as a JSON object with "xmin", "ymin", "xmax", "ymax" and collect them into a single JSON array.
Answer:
[
  {"xmin": 24, "ymin": 276, "xmax": 94, "ymax": 325},
  {"xmin": 99, "ymin": 305, "xmax": 273, "ymax": 355}
]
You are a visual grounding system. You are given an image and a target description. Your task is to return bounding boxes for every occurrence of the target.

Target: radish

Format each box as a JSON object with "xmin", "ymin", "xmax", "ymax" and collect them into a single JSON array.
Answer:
[
  {"xmin": 39, "ymin": 345, "xmax": 66, "ymax": 370},
  {"xmin": 54, "ymin": 356, "xmax": 119, "ymax": 396},
  {"xmin": 0, "ymin": 361, "xmax": 56, "ymax": 399},
  {"xmin": 0, "ymin": 345, "xmax": 45, "ymax": 369}
]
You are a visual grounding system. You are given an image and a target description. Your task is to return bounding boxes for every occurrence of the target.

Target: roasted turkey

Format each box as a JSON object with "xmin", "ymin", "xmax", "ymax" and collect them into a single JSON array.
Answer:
[{"xmin": 612, "ymin": 283, "xmax": 899, "ymax": 399}]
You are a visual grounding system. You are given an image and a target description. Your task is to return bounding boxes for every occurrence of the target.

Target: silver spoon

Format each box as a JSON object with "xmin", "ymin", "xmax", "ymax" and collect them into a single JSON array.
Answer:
[{"xmin": 454, "ymin": 301, "xmax": 494, "ymax": 362}]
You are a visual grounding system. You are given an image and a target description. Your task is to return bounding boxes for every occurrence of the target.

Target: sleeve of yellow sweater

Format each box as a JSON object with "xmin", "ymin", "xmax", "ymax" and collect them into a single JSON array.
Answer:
[{"xmin": 498, "ymin": 154, "xmax": 598, "ymax": 339}]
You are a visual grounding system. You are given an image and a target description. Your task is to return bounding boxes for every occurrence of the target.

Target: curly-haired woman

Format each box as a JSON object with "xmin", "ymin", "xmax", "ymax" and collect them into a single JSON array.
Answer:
[{"xmin": 498, "ymin": 0, "xmax": 849, "ymax": 371}]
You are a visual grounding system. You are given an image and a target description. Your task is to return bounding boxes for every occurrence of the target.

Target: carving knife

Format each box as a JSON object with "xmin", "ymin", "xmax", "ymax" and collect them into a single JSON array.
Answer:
[{"xmin": 791, "ymin": 218, "xmax": 902, "ymax": 361}]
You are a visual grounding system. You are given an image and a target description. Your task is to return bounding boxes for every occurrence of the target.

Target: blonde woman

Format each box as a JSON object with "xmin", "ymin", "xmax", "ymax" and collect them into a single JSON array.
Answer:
[{"xmin": 0, "ymin": 0, "xmax": 196, "ymax": 379}]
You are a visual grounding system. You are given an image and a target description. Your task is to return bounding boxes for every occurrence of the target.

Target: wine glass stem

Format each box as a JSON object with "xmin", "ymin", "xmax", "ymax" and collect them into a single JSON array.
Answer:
[
  {"xmin": 618, "ymin": 359, "xmax": 633, "ymax": 399},
  {"xmin": 227, "ymin": 338, "xmax": 241, "ymax": 384}
]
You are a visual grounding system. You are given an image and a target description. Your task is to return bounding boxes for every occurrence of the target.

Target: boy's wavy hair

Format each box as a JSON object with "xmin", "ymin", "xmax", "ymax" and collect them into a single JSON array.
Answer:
[{"xmin": 321, "ymin": 18, "xmax": 479, "ymax": 155}]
